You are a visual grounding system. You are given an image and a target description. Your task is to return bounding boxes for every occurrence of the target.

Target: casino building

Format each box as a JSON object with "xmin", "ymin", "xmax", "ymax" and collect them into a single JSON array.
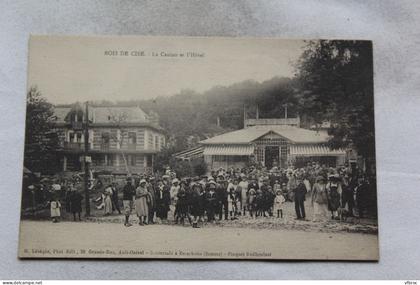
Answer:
[{"xmin": 199, "ymin": 117, "xmax": 346, "ymax": 170}]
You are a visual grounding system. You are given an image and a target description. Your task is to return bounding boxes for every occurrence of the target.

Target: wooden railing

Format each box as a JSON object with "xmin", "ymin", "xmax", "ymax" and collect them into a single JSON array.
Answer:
[{"xmin": 64, "ymin": 142, "xmax": 87, "ymax": 150}]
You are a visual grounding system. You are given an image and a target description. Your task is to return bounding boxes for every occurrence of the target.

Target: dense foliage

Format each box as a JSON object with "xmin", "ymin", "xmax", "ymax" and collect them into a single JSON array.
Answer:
[
  {"xmin": 295, "ymin": 40, "xmax": 375, "ymax": 159},
  {"xmin": 24, "ymin": 87, "xmax": 62, "ymax": 173}
]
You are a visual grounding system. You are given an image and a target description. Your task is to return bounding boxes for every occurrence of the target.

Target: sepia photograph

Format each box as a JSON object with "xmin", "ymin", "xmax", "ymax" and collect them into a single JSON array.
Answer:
[{"xmin": 19, "ymin": 35, "xmax": 378, "ymax": 260}]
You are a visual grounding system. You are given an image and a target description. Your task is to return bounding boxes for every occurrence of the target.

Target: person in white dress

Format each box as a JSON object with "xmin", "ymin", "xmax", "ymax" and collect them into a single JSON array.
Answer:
[
  {"xmin": 50, "ymin": 197, "xmax": 61, "ymax": 223},
  {"xmin": 273, "ymin": 191, "xmax": 286, "ymax": 218}
]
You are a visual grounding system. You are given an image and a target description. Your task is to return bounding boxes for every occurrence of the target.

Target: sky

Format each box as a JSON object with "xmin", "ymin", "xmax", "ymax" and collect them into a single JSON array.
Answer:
[{"xmin": 28, "ymin": 36, "xmax": 305, "ymax": 104}]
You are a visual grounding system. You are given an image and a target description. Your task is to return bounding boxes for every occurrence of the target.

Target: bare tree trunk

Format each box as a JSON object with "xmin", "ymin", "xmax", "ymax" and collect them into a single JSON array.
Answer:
[{"xmin": 119, "ymin": 142, "xmax": 130, "ymax": 175}]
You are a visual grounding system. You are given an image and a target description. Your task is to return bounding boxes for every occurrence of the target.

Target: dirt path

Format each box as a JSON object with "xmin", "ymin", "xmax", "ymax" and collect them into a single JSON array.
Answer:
[{"xmin": 19, "ymin": 220, "xmax": 379, "ymax": 260}]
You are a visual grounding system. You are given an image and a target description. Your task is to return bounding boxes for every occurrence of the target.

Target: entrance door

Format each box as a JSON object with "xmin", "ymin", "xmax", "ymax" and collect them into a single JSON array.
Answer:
[{"xmin": 264, "ymin": 146, "xmax": 279, "ymax": 169}]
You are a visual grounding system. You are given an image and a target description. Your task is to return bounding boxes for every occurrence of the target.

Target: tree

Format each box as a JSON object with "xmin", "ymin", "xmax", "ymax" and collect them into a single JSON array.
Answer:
[
  {"xmin": 107, "ymin": 109, "xmax": 130, "ymax": 174},
  {"xmin": 24, "ymin": 86, "xmax": 62, "ymax": 173},
  {"xmin": 153, "ymin": 145, "xmax": 176, "ymax": 174},
  {"xmin": 191, "ymin": 158, "xmax": 207, "ymax": 177},
  {"xmin": 295, "ymin": 40, "xmax": 375, "ymax": 164}
]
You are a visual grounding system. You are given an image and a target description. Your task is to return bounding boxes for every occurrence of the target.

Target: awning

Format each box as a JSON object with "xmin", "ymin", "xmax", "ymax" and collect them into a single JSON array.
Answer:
[
  {"xmin": 174, "ymin": 147, "xmax": 204, "ymax": 160},
  {"xmin": 290, "ymin": 145, "xmax": 345, "ymax": 156},
  {"xmin": 203, "ymin": 145, "xmax": 254, "ymax": 156}
]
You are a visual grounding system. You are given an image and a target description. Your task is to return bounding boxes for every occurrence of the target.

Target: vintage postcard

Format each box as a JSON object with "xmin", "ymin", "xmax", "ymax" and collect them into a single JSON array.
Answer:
[{"xmin": 19, "ymin": 35, "xmax": 378, "ymax": 260}]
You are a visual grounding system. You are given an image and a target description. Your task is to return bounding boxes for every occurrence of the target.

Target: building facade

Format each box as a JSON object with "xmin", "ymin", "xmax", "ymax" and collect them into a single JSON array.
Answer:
[
  {"xmin": 200, "ymin": 118, "xmax": 346, "ymax": 170},
  {"xmin": 54, "ymin": 104, "xmax": 165, "ymax": 174}
]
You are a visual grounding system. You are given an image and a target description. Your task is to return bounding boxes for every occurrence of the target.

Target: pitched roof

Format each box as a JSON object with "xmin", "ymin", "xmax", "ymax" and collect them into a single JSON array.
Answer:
[
  {"xmin": 91, "ymin": 107, "xmax": 149, "ymax": 123},
  {"xmin": 200, "ymin": 125, "xmax": 329, "ymax": 145},
  {"xmin": 54, "ymin": 107, "xmax": 71, "ymax": 123},
  {"xmin": 53, "ymin": 106, "xmax": 150, "ymax": 123}
]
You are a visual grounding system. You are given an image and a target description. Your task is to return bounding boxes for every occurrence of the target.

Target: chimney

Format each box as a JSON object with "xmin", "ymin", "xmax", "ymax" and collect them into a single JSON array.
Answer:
[
  {"xmin": 243, "ymin": 104, "xmax": 247, "ymax": 128},
  {"xmin": 256, "ymin": 104, "xmax": 259, "ymax": 119}
]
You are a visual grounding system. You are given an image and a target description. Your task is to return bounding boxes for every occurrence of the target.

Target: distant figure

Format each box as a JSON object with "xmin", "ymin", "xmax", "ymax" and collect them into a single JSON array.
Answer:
[
  {"xmin": 190, "ymin": 182, "xmax": 205, "ymax": 228},
  {"xmin": 155, "ymin": 179, "xmax": 170, "ymax": 223},
  {"xmin": 326, "ymin": 174, "xmax": 342, "ymax": 220},
  {"xmin": 273, "ymin": 191, "xmax": 286, "ymax": 218},
  {"xmin": 111, "ymin": 182, "xmax": 121, "ymax": 214},
  {"xmin": 69, "ymin": 187, "xmax": 83, "ymax": 221},
  {"xmin": 103, "ymin": 185, "xmax": 113, "ymax": 216},
  {"xmin": 147, "ymin": 178, "xmax": 156, "ymax": 224},
  {"xmin": 135, "ymin": 179, "xmax": 149, "ymax": 226},
  {"xmin": 311, "ymin": 176, "xmax": 329, "ymax": 222},
  {"xmin": 205, "ymin": 181, "xmax": 218, "ymax": 223},
  {"xmin": 122, "ymin": 177, "xmax": 135, "ymax": 227},
  {"xmin": 239, "ymin": 176, "xmax": 248, "ymax": 216},
  {"xmin": 170, "ymin": 179, "xmax": 180, "ymax": 221},
  {"xmin": 293, "ymin": 176, "xmax": 307, "ymax": 220},
  {"xmin": 50, "ymin": 196, "xmax": 61, "ymax": 223}
]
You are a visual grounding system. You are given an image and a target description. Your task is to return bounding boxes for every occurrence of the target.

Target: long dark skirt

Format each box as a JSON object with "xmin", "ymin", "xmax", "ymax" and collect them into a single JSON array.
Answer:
[{"xmin": 156, "ymin": 203, "xmax": 169, "ymax": 219}]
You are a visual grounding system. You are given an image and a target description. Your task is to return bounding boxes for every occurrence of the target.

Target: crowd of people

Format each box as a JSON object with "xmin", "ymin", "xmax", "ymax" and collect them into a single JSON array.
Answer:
[
  {"xmin": 96, "ymin": 161, "xmax": 377, "ymax": 228},
  {"xmin": 25, "ymin": 161, "xmax": 377, "ymax": 228}
]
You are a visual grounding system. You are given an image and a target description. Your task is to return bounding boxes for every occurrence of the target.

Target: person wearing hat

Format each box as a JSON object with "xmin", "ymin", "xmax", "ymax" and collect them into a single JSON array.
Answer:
[
  {"xmin": 238, "ymin": 175, "xmax": 249, "ymax": 216},
  {"xmin": 69, "ymin": 185, "xmax": 83, "ymax": 222},
  {"xmin": 103, "ymin": 185, "xmax": 113, "ymax": 216},
  {"xmin": 175, "ymin": 180, "xmax": 192, "ymax": 225},
  {"xmin": 326, "ymin": 174, "xmax": 342, "ymax": 220},
  {"xmin": 293, "ymin": 175, "xmax": 307, "ymax": 220},
  {"xmin": 341, "ymin": 173, "xmax": 355, "ymax": 218},
  {"xmin": 111, "ymin": 182, "xmax": 121, "ymax": 215},
  {"xmin": 147, "ymin": 177, "xmax": 157, "ymax": 224},
  {"xmin": 205, "ymin": 180, "xmax": 218, "ymax": 223},
  {"xmin": 155, "ymin": 179, "xmax": 171, "ymax": 223},
  {"xmin": 190, "ymin": 182, "xmax": 205, "ymax": 228},
  {"xmin": 49, "ymin": 192, "xmax": 61, "ymax": 223},
  {"xmin": 311, "ymin": 176, "xmax": 329, "ymax": 222},
  {"xmin": 162, "ymin": 174, "xmax": 170, "ymax": 187},
  {"xmin": 215, "ymin": 174, "xmax": 228, "ymax": 221},
  {"xmin": 247, "ymin": 183, "xmax": 257, "ymax": 218},
  {"xmin": 134, "ymin": 179, "xmax": 149, "ymax": 225},
  {"xmin": 273, "ymin": 190, "xmax": 286, "ymax": 218},
  {"xmin": 122, "ymin": 177, "xmax": 135, "ymax": 227},
  {"xmin": 170, "ymin": 178, "xmax": 180, "ymax": 222}
]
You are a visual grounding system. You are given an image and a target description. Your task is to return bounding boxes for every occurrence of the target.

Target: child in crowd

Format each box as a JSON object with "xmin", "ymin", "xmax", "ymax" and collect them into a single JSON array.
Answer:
[
  {"xmin": 50, "ymin": 196, "xmax": 61, "ymax": 223},
  {"xmin": 227, "ymin": 189, "xmax": 236, "ymax": 220},
  {"xmin": 273, "ymin": 191, "xmax": 286, "ymax": 218}
]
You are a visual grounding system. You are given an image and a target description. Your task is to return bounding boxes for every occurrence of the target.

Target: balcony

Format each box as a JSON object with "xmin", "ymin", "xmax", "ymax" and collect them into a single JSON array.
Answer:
[
  {"xmin": 127, "ymin": 144, "xmax": 136, "ymax": 151},
  {"xmin": 100, "ymin": 144, "xmax": 110, "ymax": 151},
  {"xmin": 71, "ymin": 121, "xmax": 84, "ymax": 130},
  {"xmin": 64, "ymin": 142, "xmax": 88, "ymax": 150}
]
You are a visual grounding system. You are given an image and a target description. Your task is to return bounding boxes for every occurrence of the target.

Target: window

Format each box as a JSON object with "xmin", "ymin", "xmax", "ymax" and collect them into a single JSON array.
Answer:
[
  {"xmin": 128, "ymin": 155, "xmax": 136, "ymax": 166},
  {"xmin": 101, "ymin": 132, "xmax": 110, "ymax": 150},
  {"xmin": 146, "ymin": 155, "xmax": 153, "ymax": 167},
  {"xmin": 128, "ymin": 132, "xmax": 137, "ymax": 144},
  {"xmin": 280, "ymin": 146, "xmax": 288, "ymax": 158},
  {"xmin": 214, "ymin": 155, "xmax": 226, "ymax": 162},
  {"xmin": 72, "ymin": 112, "xmax": 83, "ymax": 122},
  {"xmin": 255, "ymin": 147, "xmax": 264, "ymax": 164},
  {"xmin": 69, "ymin": 132, "xmax": 83, "ymax": 143},
  {"xmin": 106, "ymin": 154, "xmax": 114, "ymax": 166},
  {"xmin": 160, "ymin": 136, "xmax": 165, "ymax": 147},
  {"xmin": 233, "ymin": 156, "xmax": 247, "ymax": 162},
  {"xmin": 148, "ymin": 132, "xmax": 153, "ymax": 148},
  {"xmin": 155, "ymin": 136, "xmax": 159, "ymax": 150}
]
